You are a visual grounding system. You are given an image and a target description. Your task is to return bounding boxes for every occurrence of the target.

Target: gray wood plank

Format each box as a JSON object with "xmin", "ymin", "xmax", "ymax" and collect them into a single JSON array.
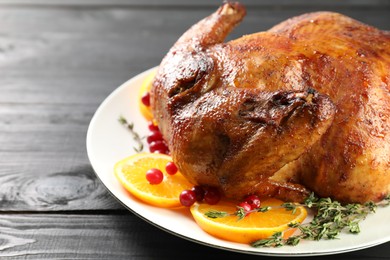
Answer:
[
  {"xmin": 0, "ymin": 213, "xmax": 388, "ymax": 259},
  {"xmin": 0, "ymin": 7, "xmax": 387, "ymax": 77}
]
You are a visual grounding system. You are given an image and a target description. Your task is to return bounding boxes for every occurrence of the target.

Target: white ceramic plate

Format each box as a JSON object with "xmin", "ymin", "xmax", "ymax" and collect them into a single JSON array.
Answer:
[{"xmin": 86, "ymin": 67, "xmax": 390, "ymax": 257}]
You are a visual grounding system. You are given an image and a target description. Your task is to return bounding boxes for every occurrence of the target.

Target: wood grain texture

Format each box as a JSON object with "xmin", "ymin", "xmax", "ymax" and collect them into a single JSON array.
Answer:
[
  {"xmin": 0, "ymin": 213, "xmax": 388, "ymax": 260},
  {"xmin": 0, "ymin": 1, "xmax": 389, "ymax": 258}
]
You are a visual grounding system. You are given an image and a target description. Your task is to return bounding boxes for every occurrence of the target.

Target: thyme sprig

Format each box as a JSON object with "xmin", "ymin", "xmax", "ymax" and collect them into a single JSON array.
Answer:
[
  {"xmin": 252, "ymin": 193, "xmax": 390, "ymax": 247},
  {"xmin": 205, "ymin": 205, "xmax": 271, "ymax": 220},
  {"xmin": 203, "ymin": 193, "xmax": 390, "ymax": 247},
  {"xmin": 118, "ymin": 115, "xmax": 144, "ymax": 152}
]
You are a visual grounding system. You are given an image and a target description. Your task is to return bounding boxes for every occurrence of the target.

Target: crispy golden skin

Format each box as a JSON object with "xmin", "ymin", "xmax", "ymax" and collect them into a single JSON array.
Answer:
[{"xmin": 151, "ymin": 2, "xmax": 390, "ymax": 203}]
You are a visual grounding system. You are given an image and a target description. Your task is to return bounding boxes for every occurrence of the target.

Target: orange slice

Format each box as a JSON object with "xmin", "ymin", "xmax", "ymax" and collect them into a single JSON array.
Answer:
[
  {"xmin": 190, "ymin": 198, "xmax": 307, "ymax": 244},
  {"xmin": 114, "ymin": 153, "xmax": 193, "ymax": 208},
  {"xmin": 138, "ymin": 70, "xmax": 156, "ymax": 121}
]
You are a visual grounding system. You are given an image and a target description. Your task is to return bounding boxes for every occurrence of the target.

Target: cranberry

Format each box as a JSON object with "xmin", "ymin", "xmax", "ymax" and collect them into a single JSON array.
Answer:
[
  {"xmin": 204, "ymin": 187, "xmax": 221, "ymax": 205},
  {"xmin": 145, "ymin": 168, "xmax": 163, "ymax": 184},
  {"xmin": 141, "ymin": 92, "xmax": 150, "ymax": 107},
  {"xmin": 149, "ymin": 140, "xmax": 168, "ymax": 153},
  {"xmin": 146, "ymin": 131, "xmax": 163, "ymax": 144},
  {"xmin": 238, "ymin": 201, "xmax": 252, "ymax": 214},
  {"xmin": 191, "ymin": 185, "xmax": 205, "ymax": 202},
  {"xmin": 180, "ymin": 190, "xmax": 196, "ymax": 207},
  {"xmin": 165, "ymin": 161, "xmax": 178, "ymax": 175},
  {"xmin": 147, "ymin": 121, "xmax": 160, "ymax": 132},
  {"xmin": 153, "ymin": 149, "xmax": 170, "ymax": 155},
  {"xmin": 244, "ymin": 194, "xmax": 261, "ymax": 209}
]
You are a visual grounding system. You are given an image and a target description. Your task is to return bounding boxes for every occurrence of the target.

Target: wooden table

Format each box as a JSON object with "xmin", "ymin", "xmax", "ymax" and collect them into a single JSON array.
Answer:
[{"xmin": 1, "ymin": 0, "xmax": 389, "ymax": 258}]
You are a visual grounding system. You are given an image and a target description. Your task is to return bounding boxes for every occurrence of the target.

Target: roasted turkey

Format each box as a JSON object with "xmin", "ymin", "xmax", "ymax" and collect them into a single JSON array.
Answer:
[{"xmin": 150, "ymin": 2, "xmax": 390, "ymax": 203}]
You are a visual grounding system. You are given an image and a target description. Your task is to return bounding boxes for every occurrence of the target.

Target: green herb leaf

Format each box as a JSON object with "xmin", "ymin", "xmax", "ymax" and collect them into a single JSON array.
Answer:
[
  {"xmin": 118, "ymin": 115, "xmax": 144, "ymax": 153},
  {"xmin": 236, "ymin": 207, "xmax": 247, "ymax": 220},
  {"xmin": 256, "ymin": 206, "xmax": 271, "ymax": 213},
  {"xmin": 204, "ymin": 210, "xmax": 229, "ymax": 219},
  {"xmin": 282, "ymin": 202, "xmax": 297, "ymax": 214},
  {"xmin": 251, "ymin": 232, "xmax": 283, "ymax": 247},
  {"xmin": 252, "ymin": 193, "xmax": 390, "ymax": 248}
]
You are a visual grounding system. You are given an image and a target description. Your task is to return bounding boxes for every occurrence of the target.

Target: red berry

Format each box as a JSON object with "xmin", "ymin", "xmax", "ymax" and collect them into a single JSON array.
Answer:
[
  {"xmin": 141, "ymin": 92, "xmax": 150, "ymax": 106},
  {"xmin": 180, "ymin": 190, "xmax": 196, "ymax": 207},
  {"xmin": 153, "ymin": 149, "xmax": 170, "ymax": 155},
  {"xmin": 204, "ymin": 187, "xmax": 221, "ymax": 205},
  {"xmin": 191, "ymin": 185, "xmax": 205, "ymax": 202},
  {"xmin": 238, "ymin": 201, "xmax": 252, "ymax": 214},
  {"xmin": 165, "ymin": 161, "xmax": 178, "ymax": 175},
  {"xmin": 244, "ymin": 194, "xmax": 261, "ymax": 209},
  {"xmin": 147, "ymin": 121, "xmax": 160, "ymax": 132},
  {"xmin": 145, "ymin": 168, "xmax": 163, "ymax": 184},
  {"xmin": 147, "ymin": 131, "xmax": 163, "ymax": 144},
  {"xmin": 149, "ymin": 140, "xmax": 168, "ymax": 153}
]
